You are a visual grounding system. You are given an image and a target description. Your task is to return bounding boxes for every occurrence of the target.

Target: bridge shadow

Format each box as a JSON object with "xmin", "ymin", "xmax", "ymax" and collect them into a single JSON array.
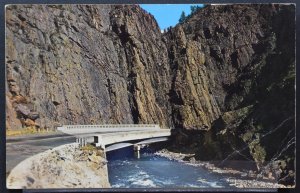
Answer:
[
  {"xmin": 106, "ymin": 139, "xmax": 170, "ymax": 160},
  {"xmin": 106, "ymin": 146, "xmax": 135, "ymax": 160},
  {"xmin": 106, "ymin": 139, "xmax": 142, "ymax": 160}
]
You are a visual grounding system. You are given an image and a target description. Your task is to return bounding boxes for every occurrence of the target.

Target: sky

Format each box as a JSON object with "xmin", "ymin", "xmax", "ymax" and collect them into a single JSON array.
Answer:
[{"xmin": 140, "ymin": 4, "xmax": 204, "ymax": 30}]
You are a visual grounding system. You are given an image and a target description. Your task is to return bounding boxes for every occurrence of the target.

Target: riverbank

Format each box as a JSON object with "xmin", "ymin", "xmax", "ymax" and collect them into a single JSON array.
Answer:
[
  {"xmin": 155, "ymin": 149, "xmax": 288, "ymax": 188},
  {"xmin": 7, "ymin": 143, "xmax": 110, "ymax": 188}
]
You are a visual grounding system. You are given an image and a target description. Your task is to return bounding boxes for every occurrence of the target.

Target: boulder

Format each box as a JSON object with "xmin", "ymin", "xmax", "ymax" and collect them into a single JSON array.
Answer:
[
  {"xmin": 28, "ymin": 112, "xmax": 39, "ymax": 120},
  {"xmin": 15, "ymin": 104, "xmax": 30, "ymax": 117},
  {"xmin": 24, "ymin": 119, "xmax": 36, "ymax": 127}
]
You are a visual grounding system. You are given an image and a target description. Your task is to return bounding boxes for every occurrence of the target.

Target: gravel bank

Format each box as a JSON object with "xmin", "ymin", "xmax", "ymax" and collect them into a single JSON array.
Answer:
[
  {"xmin": 155, "ymin": 149, "xmax": 289, "ymax": 188},
  {"xmin": 7, "ymin": 143, "xmax": 110, "ymax": 189}
]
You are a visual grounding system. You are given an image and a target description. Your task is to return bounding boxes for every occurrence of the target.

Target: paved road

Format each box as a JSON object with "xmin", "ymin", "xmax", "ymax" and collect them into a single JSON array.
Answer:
[
  {"xmin": 6, "ymin": 130, "xmax": 125, "ymax": 174},
  {"xmin": 6, "ymin": 128, "xmax": 171, "ymax": 175},
  {"xmin": 6, "ymin": 132, "xmax": 76, "ymax": 175}
]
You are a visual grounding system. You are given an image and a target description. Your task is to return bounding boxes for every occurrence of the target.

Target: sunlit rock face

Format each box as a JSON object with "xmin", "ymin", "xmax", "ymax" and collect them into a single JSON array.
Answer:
[
  {"xmin": 165, "ymin": 5, "xmax": 295, "ymax": 185},
  {"xmin": 6, "ymin": 5, "xmax": 173, "ymax": 130},
  {"xmin": 6, "ymin": 4, "xmax": 295, "ymax": 185}
]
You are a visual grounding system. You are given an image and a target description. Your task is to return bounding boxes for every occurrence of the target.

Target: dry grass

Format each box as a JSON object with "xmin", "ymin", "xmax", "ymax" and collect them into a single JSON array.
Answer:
[
  {"xmin": 80, "ymin": 144, "xmax": 103, "ymax": 156},
  {"xmin": 6, "ymin": 127, "xmax": 55, "ymax": 136},
  {"xmin": 80, "ymin": 144, "xmax": 97, "ymax": 151}
]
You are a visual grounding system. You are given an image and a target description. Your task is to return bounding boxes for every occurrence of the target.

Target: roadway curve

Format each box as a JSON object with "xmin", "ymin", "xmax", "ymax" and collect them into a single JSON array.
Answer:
[
  {"xmin": 6, "ymin": 130, "xmax": 123, "ymax": 175},
  {"xmin": 6, "ymin": 132, "xmax": 75, "ymax": 176},
  {"xmin": 6, "ymin": 128, "xmax": 171, "ymax": 176}
]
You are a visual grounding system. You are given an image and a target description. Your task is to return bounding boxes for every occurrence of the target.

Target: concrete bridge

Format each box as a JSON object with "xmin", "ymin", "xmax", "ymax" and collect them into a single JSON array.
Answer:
[
  {"xmin": 104, "ymin": 137, "xmax": 169, "ymax": 158},
  {"xmin": 58, "ymin": 124, "xmax": 160, "ymax": 135},
  {"xmin": 57, "ymin": 124, "xmax": 171, "ymax": 154}
]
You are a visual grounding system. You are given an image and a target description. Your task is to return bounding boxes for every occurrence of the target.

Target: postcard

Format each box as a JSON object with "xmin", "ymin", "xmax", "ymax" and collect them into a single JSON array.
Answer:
[{"xmin": 5, "ymin": 3, "xmax": 295, "ymax": 190}]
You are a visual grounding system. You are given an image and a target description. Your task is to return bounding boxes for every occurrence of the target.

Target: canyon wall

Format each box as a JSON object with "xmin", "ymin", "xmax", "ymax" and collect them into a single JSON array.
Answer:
[
  {"xmin": 6, "ymin": 5, "xmax": 173, "ymax": 130},
  {"xmin": 165, "ymin": 5, "xmax": 295, "ymax": 184}
]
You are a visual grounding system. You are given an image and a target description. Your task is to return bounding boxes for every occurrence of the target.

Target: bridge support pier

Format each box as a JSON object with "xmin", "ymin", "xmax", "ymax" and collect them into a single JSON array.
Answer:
[
  {"xmin": 76, "ymin": 138, "xmax": 87, "ymax": 147},
  {"xmin": 134, "ymin": 145, "xmax": 141, "ymax": 159},
  {"xmin": 93, "ymin": 136, "xmax": 105, "ymax": 150}
]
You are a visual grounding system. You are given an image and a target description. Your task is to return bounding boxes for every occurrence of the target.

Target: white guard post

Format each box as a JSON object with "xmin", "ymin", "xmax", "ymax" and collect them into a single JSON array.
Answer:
[{"xmin": 93, "ymin": 135, "xmax": 105, "ymax": 149}]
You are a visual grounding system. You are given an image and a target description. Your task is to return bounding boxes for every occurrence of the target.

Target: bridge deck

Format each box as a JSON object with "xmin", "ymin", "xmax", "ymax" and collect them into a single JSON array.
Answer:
[
  {"xmin": 58, "ymin": 124, "xmax": 171, "ymax": 150},
  {"xmin": 94, "ymin": 129, "xmax": 171, "ymax": 147}
]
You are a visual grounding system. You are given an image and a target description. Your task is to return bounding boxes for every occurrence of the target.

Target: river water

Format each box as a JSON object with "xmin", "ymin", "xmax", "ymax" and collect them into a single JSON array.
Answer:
[{"xmin": 107, "ymin": 146, "xmax": 233, "ymax": 188}]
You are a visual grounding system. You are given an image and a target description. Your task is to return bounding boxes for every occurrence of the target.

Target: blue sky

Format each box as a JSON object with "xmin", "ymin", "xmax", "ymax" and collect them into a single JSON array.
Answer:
[{"xmin": 140, "ymin": 4, "xmax": 204, "ymax": 30}]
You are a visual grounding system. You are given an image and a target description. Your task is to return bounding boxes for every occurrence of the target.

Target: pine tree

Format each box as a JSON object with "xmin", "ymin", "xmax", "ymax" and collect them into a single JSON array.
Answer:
[
  {"xmin": 179, "ymin": 11, "xmax": 186, "ymax": 24},
  {"xmin": 190, "ymin": 6, "xmax": 197, "ymax": 14},
  {"xmin": 190, "ymin": 5, "xmax": 201, "ymax": 14}
]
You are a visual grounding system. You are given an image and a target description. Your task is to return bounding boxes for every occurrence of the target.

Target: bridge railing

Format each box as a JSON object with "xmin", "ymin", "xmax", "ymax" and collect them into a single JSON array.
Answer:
[{"xmin": 60, "ymin": 124, "xmax": 160, "ymax": 130}]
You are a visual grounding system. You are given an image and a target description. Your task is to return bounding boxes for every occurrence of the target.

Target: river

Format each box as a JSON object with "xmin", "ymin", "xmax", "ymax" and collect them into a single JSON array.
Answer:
[{"xmin": 107, "ymin": 146, "xmax": 234, "ymax": 188}]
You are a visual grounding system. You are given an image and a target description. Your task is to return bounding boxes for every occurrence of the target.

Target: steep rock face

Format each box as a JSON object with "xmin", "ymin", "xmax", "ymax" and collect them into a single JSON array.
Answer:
[
  {"xmin": 165, "ymin": 4, "xmax": 290, "ymax": 129},
  {"xmin": 166, "ymin": 5, "xmax": 295, "ymax": 184},
  {"xmin": 6, "ymin": 5, "xmax": 172, "ymax": 130}
]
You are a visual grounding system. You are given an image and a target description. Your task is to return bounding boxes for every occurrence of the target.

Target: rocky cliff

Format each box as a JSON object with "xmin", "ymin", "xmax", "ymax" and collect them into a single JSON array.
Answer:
[
  {"xmin": 165, "ymin": 4, "xmax": 295, "ymax": 185},
  {"xmin": 6, "ymin": 5, "xmax": 173, "ymax": 130},
  {"xmin": 6, "ymin": 4, "xmax": 295, "ymax": 184},
  {"xmin": 168, "ymin": 5, "xmax": 295, "ymax": 183}
]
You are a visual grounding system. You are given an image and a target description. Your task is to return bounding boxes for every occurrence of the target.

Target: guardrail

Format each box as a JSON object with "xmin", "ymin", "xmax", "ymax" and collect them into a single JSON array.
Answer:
[{"xmin": 59, "ymin": 124, "xmax": 160, "ymax": 130}]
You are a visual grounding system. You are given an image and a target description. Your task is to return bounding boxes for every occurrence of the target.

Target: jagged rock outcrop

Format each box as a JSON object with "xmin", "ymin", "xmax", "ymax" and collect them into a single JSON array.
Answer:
[
  {"xmin": 166, "ymin": 4, "xmax": 295, "ymax": 185},
  {"xmin": 6, "ymin": 5, "xmax": 172, "ymax": 130},
  {"xmin": 6, "ymin": 4, "xmax": 295, "ymax": 185}
]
